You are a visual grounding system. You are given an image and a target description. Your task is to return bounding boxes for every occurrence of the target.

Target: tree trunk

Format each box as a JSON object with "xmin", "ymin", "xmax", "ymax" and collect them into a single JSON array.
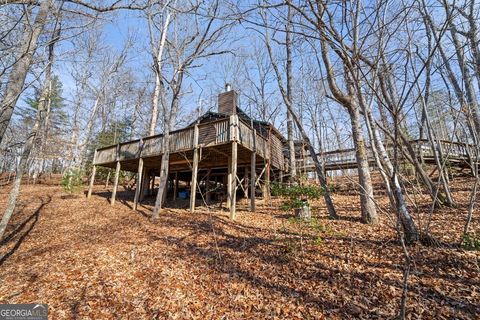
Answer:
[
  {"xmin": 152, "ymin": 71, "xmax": 182, "ymax": 218},
  {"xmin": 286, "ymin": 5, "xmax": 296, "ymax": 180},
  {"xmin": 349, "ymin": 106, "xmax": 378, "ymax": 224},
  {"xmin": 152, "ymin": 135, "xmax": 170, "ymax": 218},
  {"xmin": 0, "ymin": 0, "xmax": 52, "ymax": 144},
  {"xmin": 363, "ymin": 103, "xmax": 418, "ymax": 242},
  {"xmin": 149, "ymin": 73, "xmax": 161, "ymax": 136},
  {"xmin": 147, "ymin": 7, "xmax": 171, "ymax": 136}
]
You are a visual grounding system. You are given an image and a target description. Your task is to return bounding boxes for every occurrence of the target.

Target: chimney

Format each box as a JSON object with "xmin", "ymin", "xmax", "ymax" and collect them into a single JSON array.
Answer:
[{"xmin": 218, "ymin": 84, "xmax": 237, "ymax": 115}]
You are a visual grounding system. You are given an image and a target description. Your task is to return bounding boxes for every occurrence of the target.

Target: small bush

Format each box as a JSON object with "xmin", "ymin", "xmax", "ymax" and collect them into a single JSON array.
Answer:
[
  {"xmin": 273, "ymin": 183, "xmax": 324, "ymax": 210},
  {"xmin": 61, "ymin": 168, "xmax": 84, "ymax": 195},
  {"xmin": 462, "ymin": 231, "xmax": 480, "ymax": 251}
]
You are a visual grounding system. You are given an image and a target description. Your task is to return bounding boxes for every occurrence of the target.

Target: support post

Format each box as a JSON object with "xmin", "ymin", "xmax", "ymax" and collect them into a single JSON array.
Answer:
[
  {"xmin": 250, "ymin": 153, "xmax": 256, "ymax": 212},
  {"xmin": 133, "ymin": 158, "xmax": 144, "ymax": 210},
  {"xmin": 230, "ymin": 114, "xmax": 238, "ymax": 219},
  {"xmin": 111, "ymin": 160, "xmax": 121, "ymax": 206},
  {"xmin": 139, "ymin": 170, "xmax": 148, "ymax": 201},
  {"xmin": 162, "ymin": 172, "xmax": 168, "ymax": 205},
  {"xmin": 206, "ymin": 168, "xmax": 212, "ymax": 203},
  {"xmin": 87, "ymin": 150, "xmax": 97, "ymax": 199},
  {"xmin": 227, "ymin": 156, "xmax": 232, "ymax": 209},
  {"xmin": 230, "ymin": 141, "xmax": 238, "ymax": 219},
  {"xmin": 250, "ymin": 130, "xmax": 257, "ymax": 212},
  {"xmin": 173, "ymin": 171, "xmax": 178, "ymax": 200},
  {"xmin": 244, "ymin": 166, "xmax": 249, "ymax": 199},
  {"xmin": 150, "ymin": 173, "xmax": 155, "ymax": 195},
  {"xmin": 105, "ymin": 171, "xmax": 110, "ymax": 188},
  {"xmin": 263, "ymin": 160, "xmax": 271, "ymax": 202},
  {"xmin": 190, "ymin": 124, "xmax": 199, "ymax": 212}
]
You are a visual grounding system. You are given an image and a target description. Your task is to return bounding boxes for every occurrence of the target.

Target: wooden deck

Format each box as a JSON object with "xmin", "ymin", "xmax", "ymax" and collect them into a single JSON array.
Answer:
[
  {"xmin": 93, "ymin": 115, "xmax": 284, "ymax": 172},
  {"xmin": 296, "ymin": 139, "xmax": 478, "ymax": 173}
]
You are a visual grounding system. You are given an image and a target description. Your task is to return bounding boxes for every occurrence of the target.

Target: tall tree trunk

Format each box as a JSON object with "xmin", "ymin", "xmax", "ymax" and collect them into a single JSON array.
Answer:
[
  {"xmin": 147, "ymin": 7, "xmax": 171, "ymax": 136},
  {"xmin": 318, "ymin": 36, "xmax": 376, "ymax": 223},
  {"xmin": 363, "ymin": 100, "xmax": 418, "ymax": 243},
  {"xmin": 0, "ymin": 0, "xmax": 52, "ymax": 144},
  {"xmin": 152, "ymin": 73, "xmax": 181, "ymax": 218},
  {"xmin": 349, "ymin": 105, "xmax": 378, "ymax": 224},
  {"xmin": 149, "ymin": 73, "xmax": 161, "ymax": 136},
  {"xmin": 285, "ymin": 5, "xmax": 296, "ymax": 180},
  {"xmin": 152, "ymin": 132, "xmax": 170, "ymax": 218}
]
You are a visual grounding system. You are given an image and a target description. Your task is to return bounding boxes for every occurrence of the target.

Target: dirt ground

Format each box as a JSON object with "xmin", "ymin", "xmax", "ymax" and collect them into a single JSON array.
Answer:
[{"xmin": 0, "ymin": 179, "xmax": 478, "ymax": 319}]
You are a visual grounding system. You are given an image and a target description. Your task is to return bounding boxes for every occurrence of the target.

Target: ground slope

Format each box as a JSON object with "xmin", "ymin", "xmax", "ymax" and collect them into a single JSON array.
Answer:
[{"xmin": 0, "ymin": 183, "xmax": 478, "ymax": 319}]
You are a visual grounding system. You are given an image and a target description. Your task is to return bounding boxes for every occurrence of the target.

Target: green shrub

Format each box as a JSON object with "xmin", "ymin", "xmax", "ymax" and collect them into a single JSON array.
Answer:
[
  {"xmin": 273, "ymin": 183, "xmax": 324, "ymax": 209},
  {"xmin": 462, "ymin": 231, "xmax": 480, "ymax": 250},
  {"xmin": 61, "ymin": 168, "xmax": 84, "ymax": 195}
]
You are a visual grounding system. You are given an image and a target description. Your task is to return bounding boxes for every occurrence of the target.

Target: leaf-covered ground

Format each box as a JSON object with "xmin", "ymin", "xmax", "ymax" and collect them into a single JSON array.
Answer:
[{"xmin": 0, "ymin": 178, "xmax": 478, "ymax": 319}]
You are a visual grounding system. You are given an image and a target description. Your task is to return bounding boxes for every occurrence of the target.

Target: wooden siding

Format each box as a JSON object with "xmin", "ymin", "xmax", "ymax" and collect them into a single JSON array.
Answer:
[{"xmin": 270, "ymin": 134, "xmax": 285, "ymax": 170}]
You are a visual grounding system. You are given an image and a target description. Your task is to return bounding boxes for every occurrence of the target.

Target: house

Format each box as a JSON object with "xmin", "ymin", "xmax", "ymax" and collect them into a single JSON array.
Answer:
[{"xmin": 87, "ymin": 86, "xmax": 286, "ymax": 218}]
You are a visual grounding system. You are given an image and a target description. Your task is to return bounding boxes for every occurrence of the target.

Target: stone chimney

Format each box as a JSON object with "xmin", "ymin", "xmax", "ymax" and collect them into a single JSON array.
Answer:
[{"xmin": 218, "ymin": 83, "xmax": 238, "ymax": 115}]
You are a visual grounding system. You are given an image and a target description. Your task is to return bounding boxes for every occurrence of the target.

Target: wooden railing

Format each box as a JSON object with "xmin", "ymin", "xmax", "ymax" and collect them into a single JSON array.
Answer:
[
  {"xmin": 95, "ymin": 145, "xmax": 117, "ymax": 164},
  {"xmin": 296, "ymin": 139, "xmax": 479, "ymax": 171},
  {"xmin": 93, "ymin": 117, "xmax": 275, "ymax": 166},
  {"xmin": 236, "ymin": 118, "xmax": 270, "ymax": 160}
]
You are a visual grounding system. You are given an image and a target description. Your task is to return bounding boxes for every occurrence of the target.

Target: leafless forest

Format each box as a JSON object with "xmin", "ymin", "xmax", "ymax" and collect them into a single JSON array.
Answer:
[{"xmin": 0, "ymin": 0, "xmax": 479, "ymax": 318}]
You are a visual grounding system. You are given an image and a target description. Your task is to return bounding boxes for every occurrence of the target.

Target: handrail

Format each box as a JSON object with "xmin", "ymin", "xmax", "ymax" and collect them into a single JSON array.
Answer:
[{"xmin": 93, "ymin": 117, "xmax": 236, "ymax": 165}]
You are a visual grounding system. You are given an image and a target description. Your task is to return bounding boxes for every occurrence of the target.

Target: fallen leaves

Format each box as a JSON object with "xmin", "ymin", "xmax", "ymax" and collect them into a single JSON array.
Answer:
[{"xmin": 0, "ymin": 178, "xmax": 478, "ymax": 319}]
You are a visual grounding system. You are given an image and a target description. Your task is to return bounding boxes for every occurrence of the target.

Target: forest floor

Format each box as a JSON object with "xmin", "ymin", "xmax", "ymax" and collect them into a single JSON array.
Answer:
[{"xmin": 0, "ymin": 177, "xmax": 479, "ymax": 319}]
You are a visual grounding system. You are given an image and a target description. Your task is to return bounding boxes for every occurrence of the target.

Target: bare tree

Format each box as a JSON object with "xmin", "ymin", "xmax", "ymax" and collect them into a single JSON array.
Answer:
[
  {"xmin": 146, "ymin": 0, "xmax": 173, "ymax": 136},
  {"xmin": 0, "ymin": 0, "xmax": 53, "ymax": 144},
  {"xmin": 152, "ymin": 0, "xmax": 233, "ymax": 218},
  {"xmin": 259, "ymin": 5, "xmax": 338, "ymax": 219},
  {"xmin": 0, "ymin": 12, "xmax": 59, "ymax": 239}
]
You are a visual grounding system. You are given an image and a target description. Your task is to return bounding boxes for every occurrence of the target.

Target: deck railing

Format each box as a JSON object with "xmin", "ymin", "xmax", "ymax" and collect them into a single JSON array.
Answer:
[
  {"xmin": 96, "ymin": 145, "xmax": 117, "ymax": 164},
  {"xmin": 93, "ymin": 117, "xmax": 274, "ymax": 166},
  {"xmin": 296, "ymin": 139, "xmax": 478, "ymax": 171}
]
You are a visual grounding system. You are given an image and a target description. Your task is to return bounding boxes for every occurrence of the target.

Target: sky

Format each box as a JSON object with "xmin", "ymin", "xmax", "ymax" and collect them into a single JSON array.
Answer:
[{"xmin": 53, "ymin": 6, "xmax": 269, "ymax": 126}]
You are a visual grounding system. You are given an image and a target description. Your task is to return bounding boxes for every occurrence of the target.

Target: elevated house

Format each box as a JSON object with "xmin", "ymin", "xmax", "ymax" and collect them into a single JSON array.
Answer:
[{"xmin": 87, "ymin": 86, "xmax": 286, "ymax": 218}]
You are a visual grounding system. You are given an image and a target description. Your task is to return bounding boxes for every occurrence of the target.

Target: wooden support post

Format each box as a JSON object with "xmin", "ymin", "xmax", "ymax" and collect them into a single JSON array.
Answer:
[
  {"xmin": 87, "ymin": 165, "xmax": 96, "ymax": 198},
  {"xmin": 263, "ymin": 160, "xmax": 271, "ymax": 202},
  {"xmin": 250, "ymin": 152, "xmax": 256, "ymax": 212},
  {"xmin": 133, "ymin": 158, "xmax": 144, "ymax": 210},
  {"xmin": 206, "ymin": 168, "xmax": 212, "ymax": 203},
  {"xmin": 250, "ymin": 129, "xmax": 257, "ymax": 212},
  {"xmin": 162, "ymin": 172, "xmax": 169, "ymax": 205},
  {"xmin": 227, "ymin": 156, "xmax": 232, "ymax": 209},
  {"xmin": 244, "ymin": 166, "xmax": 249, "ymax": 199},
  {"xmin": 190, "ymin": 124, "xmax": 199, "ymax": 213},
  {"xmin": 150, "ymin": 173, "xmax": 155, "ymax": 195},
  {"xmin": 173, "ymin": 171, "xmax": 178, "ymax": 200},
  {"xmin": 87, "ymin": 150, "xmax": 97, "ymax": 199},
  {"xmin": 139, "ymin": 170, "xmax": 147, "ymax": 201},
  {"xmin": 230, "ymin": 114, "xmax": 238, "ymax": 219},
  {"xmin": 111, "ymin": 160, "xmax": 121, "ymax": 206},
  {"xmin": 230, "ymin": 141, "xmax": 238, "ymax": 219},
  {"xmin": 105, "ymin": 171, "xmax": 110, "ymax": 188}
]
